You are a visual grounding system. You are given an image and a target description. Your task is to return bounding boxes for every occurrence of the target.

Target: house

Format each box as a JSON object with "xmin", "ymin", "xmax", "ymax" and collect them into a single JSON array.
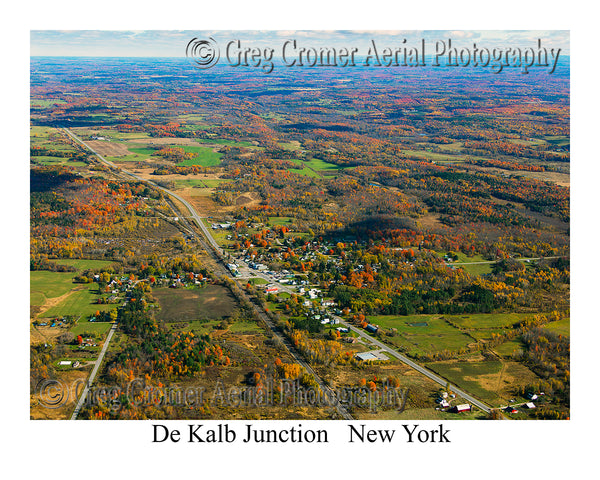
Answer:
[
  {"xmin": 58, "ymin": 361, "xmax": 72, "ymax": 366},
  {"xmin": 336, "ymin": 327, "xmax": 349, "ymax": 333},
  {"xmin": 440, "ymin": 399, "xmax": 450, "ymax": 408},
  {"xmin": 504, "ymin": 406, "xmax": 519, "ymax": 414},
  {"xmin": 265, "ymin": 284, "xmax": 279, "ymax": 294},
  {"xmin": 526, "ymin": 393, "xmax": 538, "ymax": 401},
  {"xmin": 524, "ymin": 402, "xmax": 536, "ymax": 409}
]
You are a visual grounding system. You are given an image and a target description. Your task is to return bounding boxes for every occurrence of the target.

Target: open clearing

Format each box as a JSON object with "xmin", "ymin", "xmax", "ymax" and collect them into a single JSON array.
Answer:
[
  {"xmin": 86, "ymin": 140, "xmax": 131, "ymax": 156},
  {"xmin": 153, "ymin": 285, "xmax": 239, "ymax": 323}
]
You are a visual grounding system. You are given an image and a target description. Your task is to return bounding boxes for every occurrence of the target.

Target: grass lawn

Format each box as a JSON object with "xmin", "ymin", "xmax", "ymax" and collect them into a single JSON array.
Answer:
[{"xmin": 248, "ymin": 277, "xmax": 269, "ymax": 285}]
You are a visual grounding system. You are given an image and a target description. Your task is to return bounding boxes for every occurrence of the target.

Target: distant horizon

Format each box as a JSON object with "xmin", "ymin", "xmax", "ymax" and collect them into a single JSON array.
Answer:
[{"xmin": 30, "ymin": 30, "xmax": 569, "ymax": 57}]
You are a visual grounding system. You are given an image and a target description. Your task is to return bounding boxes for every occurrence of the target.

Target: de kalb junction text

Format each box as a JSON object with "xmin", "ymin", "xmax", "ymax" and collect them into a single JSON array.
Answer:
[{"xmin": 152, "ymin": 423, "xmax": 451, "ymax": 444}]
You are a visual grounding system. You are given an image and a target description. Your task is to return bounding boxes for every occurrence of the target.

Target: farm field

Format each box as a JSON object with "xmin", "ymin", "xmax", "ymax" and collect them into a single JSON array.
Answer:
[
  {"xmin": 70, "ymin": 319, "xmax": 113, "ymax": 337},
  {"xmin": 153, "ymin": 285, "xmax": 239, "ymax": 323},
  {"xmin": 43, "ymin": 287, "xmax": 117, "ymax": 318},
  {"xmin": 425, "ymin": 359, "xmax": 539, "ymax": 404},
  {"xmin": 367, "ymin": 312, "xmax": 537, "ymax": 358},
  {"xmin": 30, "ymin": 271, "xmax": 78, "ymax": 306}
]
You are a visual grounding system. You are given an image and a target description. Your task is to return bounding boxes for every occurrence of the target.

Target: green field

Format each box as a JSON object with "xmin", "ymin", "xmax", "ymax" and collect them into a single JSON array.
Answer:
[
  {"xmin": 436, "ymin": 251, "xmax": 493, "ymax": 276},
  {"xmin": 202, "ymin": 178, "xmax": 232, "ymax": 187},
  {"xmin": 50, "ymin": 259, "xmax": 118, "ymax": 272},
  {"xmin": 368, "ymin": 315, "xmax": 475, "ymax": 356},
  {"xmin": 122, "ymin": 144, "xmax": 223, "ymax": 167},
  {"xmin": 494, "ymin": 338, "xmax": 526, "ymax": 357},
  {"xmin": 31, "ymin": 99, "xmax": 67, "ymax": 107},
  {"xmin": 288, "ymin": 158, "xmax": 346, "ymax": 178},
  {"xmin": 447, "ymin": 313, "xmax": 532, "ymax": 329},
  {"xmin": 543, "ymin": 318, "xmax": 570, "ymax": 336},
  {"xmin": 365, "ymin": 312, "xmax": 535, "ymax": 358},
  {"xmin": 43, "ymin": 287, "xmax": 117, "ymax": 318},
  {"xmin": 268, "ymin": 216, "xmax": 293, "ymax": 226},
  {"xmin": 197, "ymin": 138, "xmax": 253, "ymax": 147},
  {"xmin": 31, "ymin": 156, "xmax": 86, "ymax": 167},
  {"xmin": 30, "ymin": 271, "xmax": 77, "ymax": 306},
  {"xmin": 178, "ymin": 146, "xmax": 223, "ymax": 166},
  {"xmin": 70, "ymin": 320, "xmax": 113, "ymax": 337},
  {"xmin": 127, "ymin": 146, "xmax": 158, "ymax": 156}
]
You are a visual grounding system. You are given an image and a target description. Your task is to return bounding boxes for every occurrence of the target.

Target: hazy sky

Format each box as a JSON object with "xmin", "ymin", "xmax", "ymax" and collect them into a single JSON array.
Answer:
[{"xmin": 30, "ymin": 30, "xmax": 569, "ymax": 57}]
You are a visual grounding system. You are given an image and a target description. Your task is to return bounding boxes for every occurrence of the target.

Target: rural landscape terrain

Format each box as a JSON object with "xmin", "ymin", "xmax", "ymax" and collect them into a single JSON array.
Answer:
[{"xmin": 30, "ymin": 49, "xmax": 569, "ymax": 420}]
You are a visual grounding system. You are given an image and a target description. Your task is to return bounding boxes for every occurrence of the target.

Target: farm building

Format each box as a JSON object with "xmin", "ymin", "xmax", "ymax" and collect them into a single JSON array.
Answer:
[
  {"xmin": 355, "ymin": 352, "xmax": 378, "ymax": 362},
  {"xmin": 355, "ymin": 351, "xmax": 388, "ymax": 362},
  {"xmin": 524, "ymin": 402, "xmax": 536, "ymax": 409},
  {"xmin": 451, "ymin": 404, "xmax": 471, "ymax": 413},
  {"xmin": 365, "ymin": 324, "xmax": 378, "ymax": 334}
]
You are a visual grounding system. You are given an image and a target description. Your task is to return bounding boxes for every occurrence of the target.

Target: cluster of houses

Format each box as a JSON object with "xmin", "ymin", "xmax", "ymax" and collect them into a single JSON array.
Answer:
[
  {"xmin": 35, "ymin": 317, "xmax": 67, "ymax": 328},
  {"xmin": 434, "ymin": 391, "xmax": 472, "ymax": 413},
  {"xmin": 503, "ymin": 392, "xmax": 544, "ymax": 414}
]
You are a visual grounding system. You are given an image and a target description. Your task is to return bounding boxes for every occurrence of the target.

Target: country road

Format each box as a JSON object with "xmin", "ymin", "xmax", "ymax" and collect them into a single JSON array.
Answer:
[{"xmin": 70, "ymin": 322, "xmax": 118, "ymax": 420}]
